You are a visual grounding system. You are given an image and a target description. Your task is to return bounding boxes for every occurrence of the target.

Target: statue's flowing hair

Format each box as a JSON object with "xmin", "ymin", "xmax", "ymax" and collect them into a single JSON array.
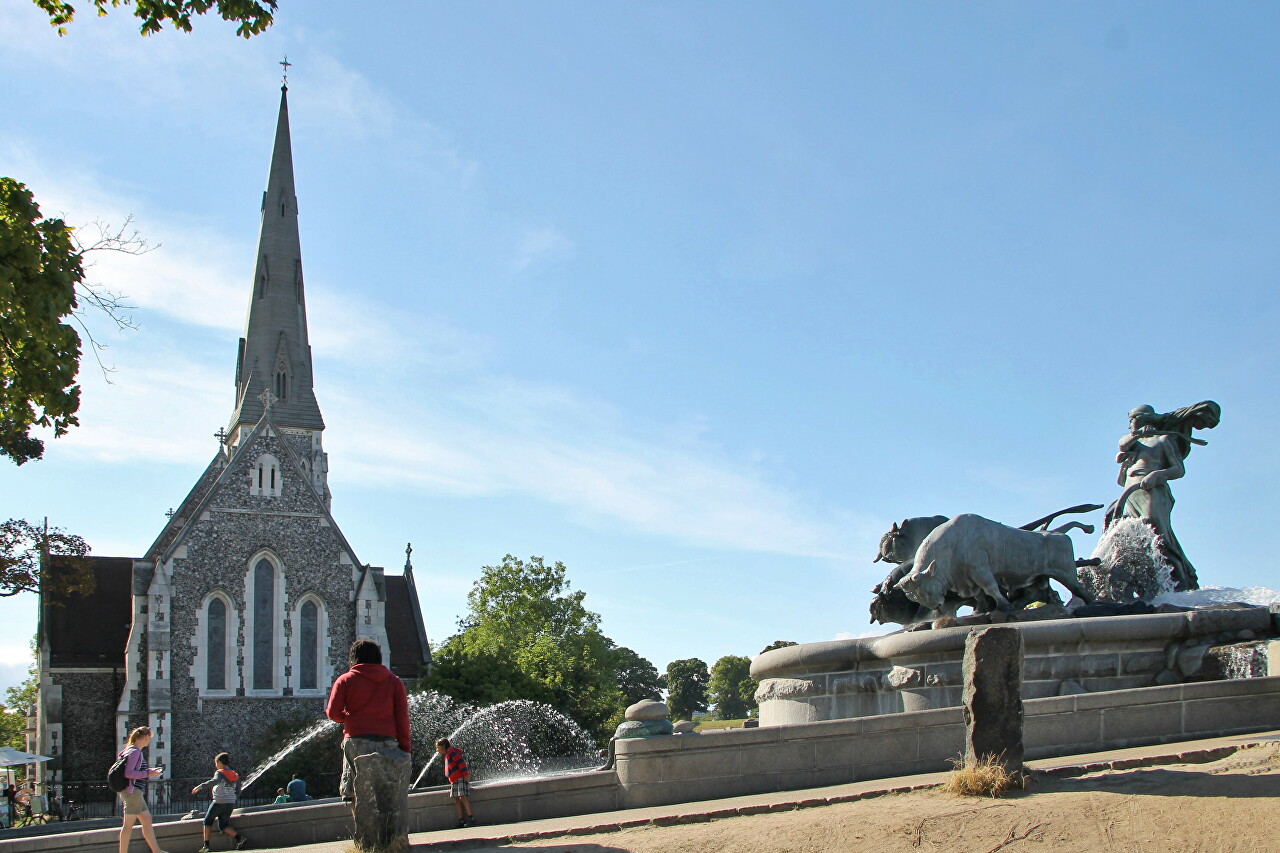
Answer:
[{"xmin": 1148, "ymin": 401, "xmax": 1221, "ymax": 457}]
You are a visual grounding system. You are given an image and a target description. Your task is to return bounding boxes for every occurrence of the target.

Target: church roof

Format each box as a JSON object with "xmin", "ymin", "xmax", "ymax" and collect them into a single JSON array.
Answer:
[
  {"xmin": 42, "ymin": 556, "xmax": 134, "ymax": 668},
  {"xmin": 385, "ymin": 574, "xmax": 430, "ymax": 678},
  {"xmin": 228, "ymin": 85, "xmax": 324, "ymax": 433}
]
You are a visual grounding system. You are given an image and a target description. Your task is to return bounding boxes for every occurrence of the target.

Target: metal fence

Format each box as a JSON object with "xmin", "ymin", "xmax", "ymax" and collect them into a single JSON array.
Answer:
[{"xmin": 45, "ymin": 773, "xmax": 341, "ymax": 821}]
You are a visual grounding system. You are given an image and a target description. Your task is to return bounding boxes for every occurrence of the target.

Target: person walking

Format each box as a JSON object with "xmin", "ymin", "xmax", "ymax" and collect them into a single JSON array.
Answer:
[
  {"xmin": 325, "ymin": 639, "xmax": 411, "ymax": 846},
  {"xmin": 191, "ymin": 752, "xmax": 248, "ymax": 851},
  {"xmin": 435, "ymin": 738, "xmax": 474, "ymax": 828},
  {"xmin": 116, "ymin": 726, "xmax": 166, "ymax": 853}
]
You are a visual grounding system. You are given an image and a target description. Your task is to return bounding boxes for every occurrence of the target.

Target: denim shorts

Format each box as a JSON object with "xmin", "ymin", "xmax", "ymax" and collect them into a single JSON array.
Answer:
[{"xmin": 203, "ymin": 801, "xmax": 234, "ymax": 829}]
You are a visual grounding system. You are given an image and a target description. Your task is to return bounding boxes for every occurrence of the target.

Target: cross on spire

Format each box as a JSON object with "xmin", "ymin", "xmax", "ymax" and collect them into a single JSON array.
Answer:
[
  {"xmin": 165, "ymin": 508, "xmax": 176, "ymax": 519},
  {"xmin": 279, "ymin": 54, "xmax": 292, "ymax": 89},
  {"xmin": 214, "ymin": 427, "xmax": 228, "ymax": 444},
  {"xmin": 258, "ymin": 387, "xmax": 279, "ymax": 412}
]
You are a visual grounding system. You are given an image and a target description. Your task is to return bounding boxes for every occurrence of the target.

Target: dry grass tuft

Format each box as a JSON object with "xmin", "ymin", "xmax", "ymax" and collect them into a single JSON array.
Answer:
[{"xmin": 942, "ymin": 755, "xmax": 1018, "ymax": 798}]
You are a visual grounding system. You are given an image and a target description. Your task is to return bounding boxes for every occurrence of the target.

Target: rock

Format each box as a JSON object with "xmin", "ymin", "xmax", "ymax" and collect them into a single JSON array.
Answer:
[
  {"xmin": 1155, "ymin": 603, "xmax": 1192, "ymax": 613},
  {"xmin": 625, "ymin": 699, "xmax": 669, "ymax": 721},
  {"xmin": 614, "ymin": 718, "xmax": 674, "ymax": 739},
  {"xmin": 886, "ymin": 666, "xmax": 924, "ymax": 689},
  {"xmin": 988, "ymin": 611, "xmax": 1010, "ymax": 624},
  {"xmin": 1057, "ymin": 680, "xmax": 1087, "ymax": 696},
  {"xmin": 931, "ymin": 617, "xmax": 958, "ymax": 630},
  {"xmin": 351, "ymin": 744, "xmax": 411, "ymax": 853},
  {"xmin": 742, "ymin": 719, "xmax": 759, "ymax": 728},
  {"xmin": 961, "ymin": 626, "xmax": 1024, "ymax": 775},
  {"xmin": 672, "ymin": 720, "xmax": 697, "ymax": 734},
  {"xmin": 1154, "ymin": 669, "xmax": 1181, "ymax": 685}
]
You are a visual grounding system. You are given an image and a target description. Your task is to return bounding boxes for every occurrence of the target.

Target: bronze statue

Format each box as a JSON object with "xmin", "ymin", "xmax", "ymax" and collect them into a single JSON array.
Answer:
[{"xmin": 1105, "ymin": 401, "xmax": 1220, "ymax": 591}]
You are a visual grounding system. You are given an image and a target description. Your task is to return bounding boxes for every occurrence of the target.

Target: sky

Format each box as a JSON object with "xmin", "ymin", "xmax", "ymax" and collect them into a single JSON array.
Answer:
[{"xmin": 1, "ymin": 2, "xmax": 1278, "ymax": 698}]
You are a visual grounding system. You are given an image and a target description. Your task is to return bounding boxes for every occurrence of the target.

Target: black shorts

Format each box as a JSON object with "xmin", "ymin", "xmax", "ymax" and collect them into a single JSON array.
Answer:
[{"xmin": 203, "ymin": 802, "xmax": 234, "ymax": 830}]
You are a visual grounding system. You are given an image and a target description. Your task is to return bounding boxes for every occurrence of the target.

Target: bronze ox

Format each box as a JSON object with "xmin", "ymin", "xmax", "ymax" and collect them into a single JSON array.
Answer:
[
  {"xmin": 868, "ymin": 504, "xmax": 1100, "ymax": 625},
  {"xmin": 895, "ymin": 513, "xmax": 1096, "ymax": 615}
]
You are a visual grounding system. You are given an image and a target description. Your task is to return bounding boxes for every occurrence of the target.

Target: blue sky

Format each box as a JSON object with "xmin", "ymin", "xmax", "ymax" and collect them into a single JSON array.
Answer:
[{"xmin": 2, "ymin": 2, "xmax": 1277, "ymax": 697}]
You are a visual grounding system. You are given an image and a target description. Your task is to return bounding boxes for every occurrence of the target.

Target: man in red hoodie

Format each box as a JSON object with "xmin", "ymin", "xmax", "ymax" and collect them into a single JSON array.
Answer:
[{"xmin": 325, "ymin": 639, "xmax": 412, "ymax": 809}]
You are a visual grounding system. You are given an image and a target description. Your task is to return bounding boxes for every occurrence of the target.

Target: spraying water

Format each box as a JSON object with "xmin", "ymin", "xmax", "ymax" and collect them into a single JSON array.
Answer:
[
  {"xmin": 241, "ymin": 718, "xmax": 338, "ymax": 792},
  {"xmin": 241, "ymin": 690, "xmax": 598, "ymax": 793},
  {"xmin": 1081, "ymin": 518, "xmax": 1176, "ymax": 602}
]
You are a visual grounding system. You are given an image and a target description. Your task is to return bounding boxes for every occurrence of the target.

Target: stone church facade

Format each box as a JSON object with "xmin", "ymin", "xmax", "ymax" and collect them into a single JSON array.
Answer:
[{"xmin": 35, "ymin": 85, "xmax": 430, "ymax": 786}]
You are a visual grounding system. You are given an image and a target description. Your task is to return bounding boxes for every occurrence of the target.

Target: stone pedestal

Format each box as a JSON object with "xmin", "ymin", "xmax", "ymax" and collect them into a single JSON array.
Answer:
[
  {"xmin": 351, "ymin": 745, "xmax": 411, "ymax": 852},
  {"xmin": 962, "ymin": 626, "xmax": 1024, "ymax": 774}
]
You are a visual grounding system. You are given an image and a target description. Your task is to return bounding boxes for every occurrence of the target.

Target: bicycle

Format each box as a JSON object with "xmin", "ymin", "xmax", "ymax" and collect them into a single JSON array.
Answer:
[
  {"xmin": 59, "ymin": 799, "xmax": 86, "ymax": 821},
  {"xmin": 10, "ymin": 801, "xmax": 53, "ymax": 827}
]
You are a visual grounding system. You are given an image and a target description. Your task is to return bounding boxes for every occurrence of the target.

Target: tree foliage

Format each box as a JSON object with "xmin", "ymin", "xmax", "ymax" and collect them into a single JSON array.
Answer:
[
  {"xmin": 609, "ymin": 642, "xmax": 662, "ymax": 706},
  {"xmin": 0, "ymin": 639, "xmax": 38, "ymax": 750},
  {"xmin": 424, "ymin": 555, "xmax": 653, "ymax": 743},
  {"xmin": 1, "ymin": 180, "xmax": 148, "ymax": 465},
  {"xmin": 760, "ymin": 639, "xmax": 798, "ymax": 654},
  {"xmin": 663, "ymin": 658, "xmax": 709, "ymax": 721},
  {"xmin": 34, "ymin": 0, "xmax": 277, "ymax": 37},
  {"xmin": 0, "ymin": 180, "xmax": 84, "ymax": 465},
  {"xmin": 0, "ymin": 518, "xmax": 92, "ymax": 601},
  {"xmin": 707, "ymin": 655, "xmax": 757, "ymax": 720}
]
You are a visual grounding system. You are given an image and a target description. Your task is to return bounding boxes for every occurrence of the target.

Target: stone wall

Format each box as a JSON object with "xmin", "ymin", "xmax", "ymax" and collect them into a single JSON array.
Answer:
[
  {"xmin": 171, "ymin": 697, "xmax": 327, "ymax": 779},
  {"xmin": 752, "ymin": 608, "xmax": 1275, "ymax": 725},
  {"xmin": 51, "ymin": 671, "xmax": 123, "ymax": 782}
]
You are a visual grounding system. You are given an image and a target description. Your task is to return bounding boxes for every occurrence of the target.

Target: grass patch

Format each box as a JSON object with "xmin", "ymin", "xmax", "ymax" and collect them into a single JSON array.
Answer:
[
  {"xmin": 942, "ymin": 755, "xmax": 1018, "ymax": 798},
  {"xmin": 695, "ymin": 718, "xmax": 751, "ymax": 731}
]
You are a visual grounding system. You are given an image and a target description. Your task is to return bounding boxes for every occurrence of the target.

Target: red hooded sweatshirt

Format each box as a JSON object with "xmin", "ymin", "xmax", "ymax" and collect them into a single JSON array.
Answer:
[{"xmin": 325, "ymin": 663, "xmax": 411, "ymax": 753}]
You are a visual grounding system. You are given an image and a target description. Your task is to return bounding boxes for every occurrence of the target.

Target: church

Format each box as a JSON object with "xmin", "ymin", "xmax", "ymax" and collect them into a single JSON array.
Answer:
[{"xmin": 34, "ymin": 84, "xmax": 431, "ymax": 786}]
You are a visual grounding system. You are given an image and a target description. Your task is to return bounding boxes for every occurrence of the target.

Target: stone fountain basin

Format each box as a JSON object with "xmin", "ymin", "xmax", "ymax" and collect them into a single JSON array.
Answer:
[{"xmin": 750, "ymin": 607, "xmax": 1276, "ymax": 726}]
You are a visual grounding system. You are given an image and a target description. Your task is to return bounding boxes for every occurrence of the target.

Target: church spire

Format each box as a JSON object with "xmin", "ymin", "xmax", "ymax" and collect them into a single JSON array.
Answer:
[{"xmin": 228, "ymin": 84, "xmax": 324, "ymax": 435}]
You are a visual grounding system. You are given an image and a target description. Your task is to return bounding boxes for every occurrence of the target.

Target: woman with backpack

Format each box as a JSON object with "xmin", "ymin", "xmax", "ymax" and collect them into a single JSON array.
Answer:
[{"xmin": 115, "ymin": 726, "xmax": 166, "ymax": 853}]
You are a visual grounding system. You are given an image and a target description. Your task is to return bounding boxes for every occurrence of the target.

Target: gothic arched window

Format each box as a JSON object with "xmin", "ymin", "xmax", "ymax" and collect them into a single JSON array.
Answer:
[
  {"xmin": 253, "ymin": 559, "xmax": 275, "ymax": 691},
  {"xmin": 207, "ymin": 597, "xmax": 227, "ymax": 691},
  {"xmin": 275, "ymin": 369, "xmax": 288, "ymax": 403},
  {"xmin": 299, "ymin": 600, "xmax": 318, "ymax": 691}
]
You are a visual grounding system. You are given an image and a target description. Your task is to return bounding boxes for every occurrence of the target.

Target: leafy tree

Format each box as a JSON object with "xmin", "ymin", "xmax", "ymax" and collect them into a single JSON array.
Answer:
[
  {"xmin": 0, "ymin": 640, "xmax": 38, "ymax": 750},
  {"xmin": 0, "ymin": 518, "xmax": 92, "ymax": 601},
  {"xmin": 663, "ymin": 658, "xmax": 709, "ymax": 720},
  {"xmin": 1, "ymin": 180, "xmax": 84, "ymax": 465},
  {"xmin": 34, "ymin": 0, "xmax": 277, "ymax": 37},
  {"xmin": 708, "ymin": 655, "xmax": 757, "ymax": 720},
  {"xmin": 426, "ymin": 635, "xmax": 548, "ymax": 707},
  {"xmin": 608, "ymin": 643, "xmax": 661, "ymax": 706},
  {"xmin": 1, "ymin": 180, "xmax": 147, "ymax": 465},
  {"xmin": 427, "ymin": 555, "xmax": 623, "ymax": 742},
  {"xmin": 760, "ymin": 639, "xmax": 798, "ymax": 654}
]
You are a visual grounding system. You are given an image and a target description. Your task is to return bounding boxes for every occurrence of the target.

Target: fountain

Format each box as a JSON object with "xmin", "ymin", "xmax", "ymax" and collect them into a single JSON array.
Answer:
[
  {"xmin": 240, "ymin": 690, "xmax": 599, "ymax": 795},
  {"xmin": 755, "ymin": 400, "xmax": 1280, "ymax": 725}
]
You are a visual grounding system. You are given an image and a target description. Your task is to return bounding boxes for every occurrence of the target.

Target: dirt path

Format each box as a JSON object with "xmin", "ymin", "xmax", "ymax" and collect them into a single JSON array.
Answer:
[{"xmin": 476, "ymin": 743, "xmax": 1280, "ymax": 853}]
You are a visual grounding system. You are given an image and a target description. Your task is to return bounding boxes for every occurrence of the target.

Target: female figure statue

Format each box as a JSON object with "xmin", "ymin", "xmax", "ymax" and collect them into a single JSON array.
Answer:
[{"xmin": 1106, "ymin": 401, "xmax": 1220, "ymax": 591}]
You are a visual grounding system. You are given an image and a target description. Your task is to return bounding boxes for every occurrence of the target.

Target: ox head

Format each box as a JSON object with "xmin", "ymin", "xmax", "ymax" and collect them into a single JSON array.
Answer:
[
  {"xmin": 894, "ymin": 561, "xmax": 947, "ymax": 612},
  {"xmin": 873, "ymin": 520, "xmax": 910, "ymax": 564}
]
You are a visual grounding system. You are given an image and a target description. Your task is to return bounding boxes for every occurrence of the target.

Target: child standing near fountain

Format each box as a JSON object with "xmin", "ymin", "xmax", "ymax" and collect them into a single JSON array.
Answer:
[
  {"xmin": 191, "ymin": 753, "xmax": 248, "ymax": 852},
  {"xmin": 435, "ymin": 738, "xmax": 475, "ymax": 828}
]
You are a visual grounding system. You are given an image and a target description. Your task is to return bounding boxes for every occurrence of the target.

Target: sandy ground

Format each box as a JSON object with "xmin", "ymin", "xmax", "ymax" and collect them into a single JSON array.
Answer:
[{"xmin": 476, "ymin": 743, "xmax": 1280, "ymax": 853}]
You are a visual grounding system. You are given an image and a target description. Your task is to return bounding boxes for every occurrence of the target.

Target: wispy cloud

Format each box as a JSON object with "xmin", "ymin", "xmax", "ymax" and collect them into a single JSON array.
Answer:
[
  {"xmin": 513, "ymin": 225, "xmax": 576, "ymax": 272},
  {"xmin": 2, "ymin": 32, "xmax": 865, "ymax": 566}
]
